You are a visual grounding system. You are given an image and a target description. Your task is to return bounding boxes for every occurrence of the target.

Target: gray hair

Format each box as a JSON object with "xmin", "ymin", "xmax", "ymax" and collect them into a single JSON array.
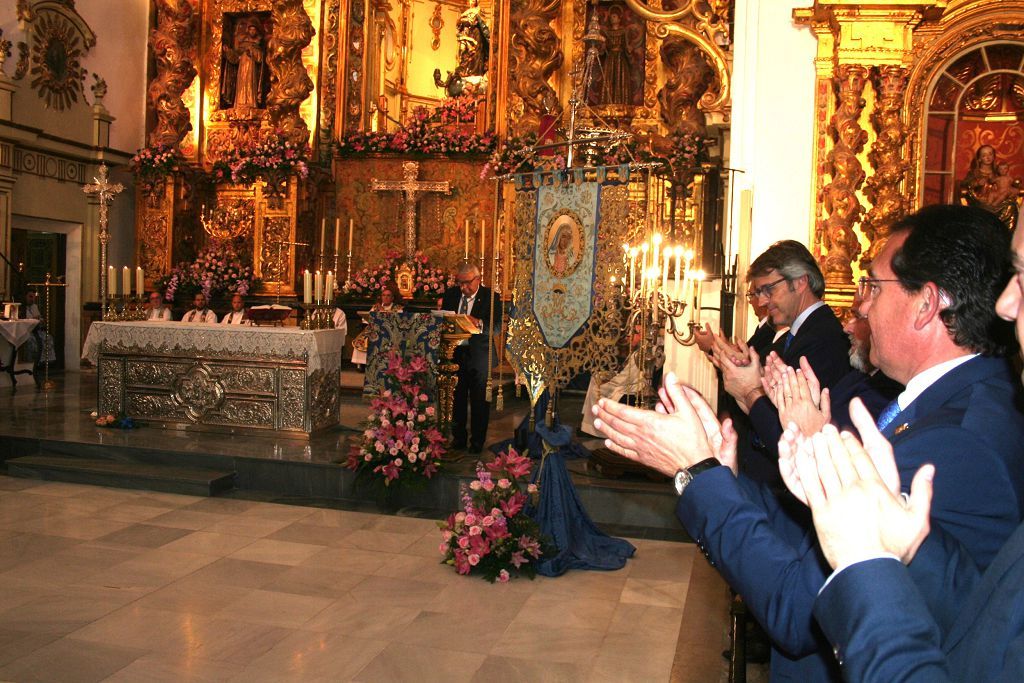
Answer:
[{"xmin": 747, "ymin": 240, "xmax": 825, "ymax": 298}]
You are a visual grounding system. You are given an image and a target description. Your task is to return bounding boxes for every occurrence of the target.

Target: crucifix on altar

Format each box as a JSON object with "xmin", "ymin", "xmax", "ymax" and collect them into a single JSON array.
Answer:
[
  {"xmin": 370, "ymin": 161, "xmax": 451, "ymax": 261},
  {"xmin": 82, "ymin": 164, "xmax": 125, "ymax": 316}
]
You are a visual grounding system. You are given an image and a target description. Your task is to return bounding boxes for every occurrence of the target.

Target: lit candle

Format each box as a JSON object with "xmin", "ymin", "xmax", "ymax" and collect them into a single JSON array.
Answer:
[
  {"xmin": 303, "ymin": 269, "xmax": 312, "ymax": 304},
  {"xmin": 334, "ymin": 218, "xmax": 341, "ymax": 255},
  {"xmin": 640, "ymin": 243, "xmax": 649, "ymax": 296},
  {"xmin": 464, "ymin": 219, "xmax": 470, "ymax": 259},
  {"xmin": 673, "ymin": 246, "xmax": 683, "ymax": 299},
  {"xmin": 325, "ymin": 271, "xmax": 334, "ymax": 302},
  {"xmin": 628, "ymin": 248, "xmax": 637, "ymax": 293},
  {"xmin": 136, "ymin": 267, "xmax": 144, "ymax": 298},
  {"xmin": 107, "ymin": 266, "xmax": 116, "ymax": 297},
  {"xmin": 319, "ymin": 218, "xmax": 326, "ymax": 253},
  {"xmin": 652, "ymin": 233, "xmax": 662, "ymax": 292},
  {"xmin": 347, "ymin": 218, "xmax": 354, "ymax": 255},
  {"xmin": 480, "ymin": 219, "xmax": 486, "ymax": 260},
  {"xmin": 695, "ymin": 270, "xmax": 705, "ymax": 323},
  {"xmin": 661, "ymin": 244, "xmax": 669, "ymax": 294},
  {"xmin": 314, "ymin": 270, "xmax": 323, "ymax": 303},
  {"xmin": 122, "ymin": 266, "xmax": 131, "ymax": 297}
]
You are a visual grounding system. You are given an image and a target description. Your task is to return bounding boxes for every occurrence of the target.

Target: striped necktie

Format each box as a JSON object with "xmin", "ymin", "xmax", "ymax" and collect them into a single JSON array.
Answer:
[
  {"xmin": 458, "ymin": 296, "xmax": 468, "ymax": 315},
  {"xmin": 876, "ymin": 400, "xmax": 902, "ymax": 432}
]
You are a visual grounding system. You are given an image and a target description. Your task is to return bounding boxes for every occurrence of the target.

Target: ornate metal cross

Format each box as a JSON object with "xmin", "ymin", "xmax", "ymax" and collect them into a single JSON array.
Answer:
[
  {"xmin": 82, "ymin": 164, "xmax": 124, "ymax": 310},
  {"xmin": 370, "ymin": 161, "xmax": 450, "ymax": 261}
]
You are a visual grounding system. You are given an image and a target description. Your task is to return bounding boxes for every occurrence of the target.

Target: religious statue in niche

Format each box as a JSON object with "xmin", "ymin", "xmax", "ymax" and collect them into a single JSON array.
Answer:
[
  {"xmin": 219, "ymin": 13, "xmax": 270, "ymax": 111},
  {"xmin": 433, "ymin": 0, "xmax": 491, "ymax": 97},
  {"xmin": 961, "ymin": 144, "xmax": 1022, "ymax": 230},
  {"xmin": 588, "ymin": 4, "xmax": 644, "ymax": 107}
]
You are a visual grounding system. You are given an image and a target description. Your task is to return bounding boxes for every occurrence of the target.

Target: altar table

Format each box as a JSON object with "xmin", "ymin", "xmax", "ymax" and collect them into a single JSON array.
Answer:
[{"xmin": 82, "ymin": 321, "xmax": 345, "ymax": 434}]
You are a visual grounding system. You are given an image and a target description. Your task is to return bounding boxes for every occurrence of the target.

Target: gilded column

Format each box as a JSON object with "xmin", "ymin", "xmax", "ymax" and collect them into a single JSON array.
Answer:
[
  {"xmin": 507, "ymin": 0, "xmax": 563, "ymax": 137},
  {"xmin": 148, "ymin": 0, "xmax": 198, "ymax": 148},
  {"xmin": 821, "ymin": 64, "xmax": 868, "ymax": 288},
  {"xmin": 861, "ymin": 65, "xmax": 909, "ymax": 269}
]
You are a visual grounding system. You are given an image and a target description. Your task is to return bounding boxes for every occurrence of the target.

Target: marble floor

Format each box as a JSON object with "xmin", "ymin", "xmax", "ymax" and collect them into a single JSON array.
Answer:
[{"xmin": 0, "ymin": 474, "xmax": 734, "ymax": 682}]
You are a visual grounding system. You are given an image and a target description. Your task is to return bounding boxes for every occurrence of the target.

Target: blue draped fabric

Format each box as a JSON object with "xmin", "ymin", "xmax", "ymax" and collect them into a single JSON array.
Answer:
[
  {"xmin": 492, "ymin": 394, "xmax": 634, "ymax": 576},
  {"xmin": 364, "ymin": 311, "xmax": 442, "ymax": 400}
]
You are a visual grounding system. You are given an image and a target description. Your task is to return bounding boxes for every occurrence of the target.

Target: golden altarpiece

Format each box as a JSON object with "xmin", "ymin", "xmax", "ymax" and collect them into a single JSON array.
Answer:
[{"xmin": 134, "ymin": 0, "xmax": 1023, "ymax": 392}]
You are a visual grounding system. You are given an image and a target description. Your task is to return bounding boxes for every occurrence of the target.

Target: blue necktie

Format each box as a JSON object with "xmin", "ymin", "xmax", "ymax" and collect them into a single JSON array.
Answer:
[
  {"xmin": 783, "ymin": 331, "xmax": 794, "ymax": 353},
  {"xmin": 876, "ymin": 400, "xmax": 902, "ymax": 432}
]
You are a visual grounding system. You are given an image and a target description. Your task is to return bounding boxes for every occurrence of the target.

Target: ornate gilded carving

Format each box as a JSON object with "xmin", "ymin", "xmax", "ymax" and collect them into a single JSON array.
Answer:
[
  {"xmin": 430, "ymin": 2, "xmax": 444, "ymax": 51},
  {"xmin": 507, "ymin": 0, "xmax": 563, "ymax": 136},
  {"xmin": 657, "ymin": 36, "xmax": 713, "ymax": 135},
  {"xmin": 344, "ymin": 0, "xmax": 366, "ymax": 131},
  {"xmin": 28, "ymin": 6, "xmax": 92, "ymax": 110},
  {"xmin": 140, "ymin": 214, "xmax": 169, "ymax": 281},
  {"xmin": 265, "ymin": 0, "xmax": 315, "ymax": 147},
  {"xmin": 126, "ymin": 361, "xmax": 179, "ymax": 386},
  {"xmin": 820, "ymin": 64, "xmax": 868, "ymax": 287},
  {"xmin": 205, "ymin": 120, "xmax": 263, "ymax": 165},
  {"xmin": 217, "ymin": 366, "xmax": 276, "ymax": 393},
  {"xmin": 861, "ymin": 65, "xmax": 910, "ymax": 269},
  {"xmin": 319, "ymin": 0, "xmax": 341, "ymax": 154},
  {"xmin": 172, "ymin": 363, "xmax": 227, "ymax": 422},
  {"xmin": 279, "ymin": 368, "xmax": 306, "ymax": 430},
  {"xmin": 128, "ymin": 393, "xmax": 184, "ymax": 420},
  {"xmin": 261, "ymin": 216, "xmax": 291, "ymax": 283},
  {"xmin": 308, "ymin": 368, "xmax": 340, "ymax": 430},
  {"xmin": 148, "ymin": 0, "xmax": 198, "ymax": 148},
  {"xmin": 98, "ymin": 357, "xmax": 124, "ymax": 416},
  {"xmin": 220, "ymin": 399, "xmax": 274, "ymax": 426}
]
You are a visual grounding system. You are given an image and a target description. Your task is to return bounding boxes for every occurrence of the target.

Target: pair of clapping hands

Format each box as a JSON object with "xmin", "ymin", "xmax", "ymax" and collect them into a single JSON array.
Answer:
[
  {"xmin": 593, "ymin": 375, "xmax": 935, "ymax": 571},
  {"xmin": 695, "ymin": 324, "xmax": 767, "ymax": 413}
]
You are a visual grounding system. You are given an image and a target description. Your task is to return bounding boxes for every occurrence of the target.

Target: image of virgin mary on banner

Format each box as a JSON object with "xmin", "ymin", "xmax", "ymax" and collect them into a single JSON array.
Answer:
[{"xmin": 532, "ymin": 182, "xmax": 599, "ymax": 348}]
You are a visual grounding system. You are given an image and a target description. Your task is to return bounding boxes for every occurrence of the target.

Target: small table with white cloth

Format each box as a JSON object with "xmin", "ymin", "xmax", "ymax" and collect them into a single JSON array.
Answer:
[
  {"xmin": 0, "ymin": 319, "xmax": 40, "ymax": 386},
  {"xmin": 82, "ymin": 321, "xmax": 345, "ymax": 434}
]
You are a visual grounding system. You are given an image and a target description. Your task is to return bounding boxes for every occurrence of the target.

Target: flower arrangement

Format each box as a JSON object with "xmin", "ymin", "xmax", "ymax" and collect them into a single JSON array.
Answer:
[
  {"xmin": 211, "ymin": 133, "xmax": 310, "ymax": 191},
  {"xmin": 346, "ymin": 350, "xmax": 445, "ymax": 486},
  {"xmin": 156, "ymin": 242, "xmax": 260, "ymax": 302},
  {"xmin": 93, "ymin": 412, "xmax": 136, "ymax": 429},
  {"xmin": 342, "ymin": 250, "xmax": 455, "ymax": 300},
  {"xmin": 337, "ymin": 96, "xmax": 495, "ymax": 157},
  {"xmin": 130, "ymin": 144, "xmax": 187, "ymax": 193},
  {"xmin": 438, "ymin": 448, "xmax": 545, "ymax": 582}
]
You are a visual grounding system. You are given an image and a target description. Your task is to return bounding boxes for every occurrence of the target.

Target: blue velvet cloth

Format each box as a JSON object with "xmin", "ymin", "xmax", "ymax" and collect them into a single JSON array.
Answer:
[{"xmin": 494, "ymin": 393, "xmax": 634, "ymax": 576}]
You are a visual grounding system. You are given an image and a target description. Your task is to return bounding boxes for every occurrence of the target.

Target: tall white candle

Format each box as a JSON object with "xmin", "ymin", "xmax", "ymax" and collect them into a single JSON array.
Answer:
[
  {"xmin": 464, "ymin": 219, "xmax": 470, "ymax": 259},
  {"xmin": 334, "ymin": 218, "xmax": 341, "ymax": 255},
  {"xmin": 314, "ymin": 270, "xmax": 323, "ymax": 303},
  {"xmin": 303, "ymin": 269, "xmax": 312, "ymax": 304},
  {"xmin": 122, "ymin": 266, "xmax": 131, "ymax": 297},
  {"xmin": 661, "ymin": 246, "xmax": 669, "ymax": 293},
  {"xmin": 673, "ymin": 246, "xmax": 682, "ymax": 299},
  {"xmin": 136, "ymin": 267, "xmax": 144, "ymax": 298},
  {"xmin": 108, "ymin": 266, "xmax": 116, "ymax": 297},
  {"xmin": 319, "ymin": 218, "xmax": 326, "ymax": 253},
  {"xmin": 629, "ymin": 248, "xmax": 637, "ymax": 293},
  {"xmin": 652, "ymin": 233, "xmax": 662, "ymax": 292},
  {"xmin": 347, "ymin": 218, "xmax": 354, "ymax": 255},
  {"xmin": 325, "ymin": 271, "xmax": 334, "ymax": 301},
  {"xmin": 480, "ymin": 219, "xmax": 486, "ymax": 260},
  {"xmin": 640, "ymin": 243, "xmax": 649, "ymax": 296}
]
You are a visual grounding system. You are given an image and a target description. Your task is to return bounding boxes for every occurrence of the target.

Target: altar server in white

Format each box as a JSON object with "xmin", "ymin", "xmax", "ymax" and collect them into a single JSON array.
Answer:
[
  {"xmin": 146, "ymin": 291, "xmax": 173, "ymax": 321},
  {"xmin": 182, "ymin": 293, "xmax": 218, "ymax": 323},
  {"xmin": 221, "ymin": 294, "xmax": 247, "ymax": 325}
]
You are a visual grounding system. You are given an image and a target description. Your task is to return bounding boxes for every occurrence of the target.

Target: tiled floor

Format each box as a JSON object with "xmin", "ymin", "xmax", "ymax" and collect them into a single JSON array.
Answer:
[{"xmin": 0, "ymin": 474, "xmax": 718, "ymax": 682}]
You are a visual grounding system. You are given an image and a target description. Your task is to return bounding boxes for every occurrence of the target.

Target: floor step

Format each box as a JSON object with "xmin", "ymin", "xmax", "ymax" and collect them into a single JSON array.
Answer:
[{"xmin": 6, "ymin": 455, "xmax": 236, "ymax": 497}]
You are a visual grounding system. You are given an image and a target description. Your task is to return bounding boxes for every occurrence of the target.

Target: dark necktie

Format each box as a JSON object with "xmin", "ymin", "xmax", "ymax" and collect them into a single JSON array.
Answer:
[
  {"xmin": 783, "ymin": 331, "xmax": 795, "ymax": 353},
  {"xmin": 876, "ymin": 400, "xmax": 902, "ymax": 432},
  {"xmin": 459, "ymin": 296, "xmax": 468, "ymax": 315}
]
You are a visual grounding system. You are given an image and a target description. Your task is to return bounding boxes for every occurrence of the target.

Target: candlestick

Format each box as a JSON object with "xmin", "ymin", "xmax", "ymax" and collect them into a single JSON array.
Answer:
[
  {"xmin": 640, "ymin": 243, "xmax": 649, "ymax": 297},
  {"xmin": 661, "ymin": 244, "xmax": 669, "ymax": 294},
  {"xmin": 108, "ymin": 265, "xmax": 116, "ymax": 297},
  {"xmin": 347, "ymin": 218, "xmax": 354, "ymax": 255},
  {"xmin": 652, "ymin": 233, "xmax": 662, "ymax": 293},
  {"xmin": 673, "ymin": 246, "xmax": 682, "ymax": 299},
  {"xmin": 480, "ymin": 219, "xmax": 486, "ymax": 260},
  {"xmin": 629, "ymin": 248, "xmax": 637, "ymax": 294},
  {"xmin": 464, "ymin": 219, "xmax": 470, "ymax": 260},
  {"xmin": 135, "ymin": 267, "xmax": 144, "ymax": 298},
  {"xmin": 303, "ymin": 269, "xmax": 312, "ymax": 304},
  {"xmin": 694, "ymin": 270, "xmax": 705, "ymax": 323}
]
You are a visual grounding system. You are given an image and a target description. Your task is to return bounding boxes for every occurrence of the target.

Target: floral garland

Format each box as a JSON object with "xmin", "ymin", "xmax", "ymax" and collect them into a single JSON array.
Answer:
[
  {"xmin": 156, "ymin": 242, "xmax": 260, "ymax": 302},
  {"xmin": 482, "ymin": 130, "xmax": 714, "ymax": 191},
  {"xmin": 211, "ymin": 134, "xmax": 310, "ymax": 188},
  {"xmin": 337, "ymin": 95, "xmax": 495, "ymax": 157},
  {"xmin": 438, "ymin": 448, "xmax": 545, "ymax": 582},
  {"xmin": 130, "ymin": 143, "xmax": 189, "ymax": 193},
  {"xmin": 342, "ymin": 250, "xmax": 454, "ymax": 300},
  {"xmin": 347, "ymin": 350, "xmax": 445, "ymax": 486}
]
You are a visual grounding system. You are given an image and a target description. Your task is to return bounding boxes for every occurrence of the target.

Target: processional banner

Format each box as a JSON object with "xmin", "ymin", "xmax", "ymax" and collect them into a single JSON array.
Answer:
[
  {"xmin": 506, "ymin": 166, "xmax": 636, "ymax": 398},
  {"xmin": 364, "ymin": 312, "xmax": 442, "ymax": 400}
]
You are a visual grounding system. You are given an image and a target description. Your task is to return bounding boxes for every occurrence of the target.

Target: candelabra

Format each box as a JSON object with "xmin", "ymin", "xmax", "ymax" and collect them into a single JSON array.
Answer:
[
  {"xmin": 299, "ymin": 302, "xmax": 334, "ymax": 330},
  {"xmin": 618, "ymin": 234, "xmax": 705, "ymax": 407}
]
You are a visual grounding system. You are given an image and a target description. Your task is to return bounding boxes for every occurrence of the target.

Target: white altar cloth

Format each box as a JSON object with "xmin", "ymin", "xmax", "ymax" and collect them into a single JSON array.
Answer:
[
  {"xmin": 0, "ymin": 319, "xmax": 40, "ymax": 348},
  {"xmin": 82, "ymin": 321, "xmax": 345, "ymax": 375}
]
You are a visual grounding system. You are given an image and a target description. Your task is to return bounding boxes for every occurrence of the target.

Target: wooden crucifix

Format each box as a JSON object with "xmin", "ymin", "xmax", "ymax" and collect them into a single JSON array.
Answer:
[{"xmin": 370, "ymin": 161, "xmax": 450, "ymax": 261}]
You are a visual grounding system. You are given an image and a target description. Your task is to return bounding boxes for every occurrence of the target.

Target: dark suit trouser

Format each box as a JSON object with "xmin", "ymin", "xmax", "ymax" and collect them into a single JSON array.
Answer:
[{"xmin": 452, "ymin": 346, "xmax": 489, "ymax": 448}]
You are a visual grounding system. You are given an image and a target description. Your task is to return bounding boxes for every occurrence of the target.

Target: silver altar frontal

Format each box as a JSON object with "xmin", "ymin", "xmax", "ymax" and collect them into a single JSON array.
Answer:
[{"xmin": 82, "ymin": 322, "xmax": 345, "ymax": 435}]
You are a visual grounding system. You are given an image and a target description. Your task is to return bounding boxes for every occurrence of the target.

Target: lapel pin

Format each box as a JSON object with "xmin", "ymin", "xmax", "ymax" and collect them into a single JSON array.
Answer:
[{"xmin": 894, "ymin": 423, "xmax": 910, "ymax": 435}]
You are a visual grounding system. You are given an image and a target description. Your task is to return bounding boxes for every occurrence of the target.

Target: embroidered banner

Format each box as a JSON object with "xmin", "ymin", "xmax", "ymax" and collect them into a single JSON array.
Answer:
[{"xmin": 364, "ymin": 311, "xmax": 441, "ymax": 399}]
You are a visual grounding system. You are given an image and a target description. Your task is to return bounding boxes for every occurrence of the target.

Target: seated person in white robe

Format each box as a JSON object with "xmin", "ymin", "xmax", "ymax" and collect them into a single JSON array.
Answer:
[
  {"xmin": 181, "ymin": 292, "xmax": 218, "ymax": 323},
  {"xmin": 146, "ymin": 291, "xmax": 173, "ymax": 321},
  {"xmin": 351, "ymin": 287, "xmax": 402, "ymax": 367},
  {"xmin": 220, "ymin": 294, "xmax": 247, "ymax": 325},
  {"xmin": 580, "ymin": 352, "xmax": 644, "ymax": 438}
]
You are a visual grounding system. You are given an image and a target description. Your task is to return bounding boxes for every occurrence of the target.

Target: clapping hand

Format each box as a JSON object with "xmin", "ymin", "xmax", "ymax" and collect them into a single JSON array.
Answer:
[
  {"xmin": 777, "ymin": 398, "xmax": 935, "ymax": 570},
  {"xmin": 593, "ymin": 372, "xmax": 722, "ymax": 477},
  {"xmin": 656, "ymin": 374, "xmax": 739, "ymax": 475},
  {"xmin": 765, "ymin": 357, "xmax": 830, "ymax": 437}
]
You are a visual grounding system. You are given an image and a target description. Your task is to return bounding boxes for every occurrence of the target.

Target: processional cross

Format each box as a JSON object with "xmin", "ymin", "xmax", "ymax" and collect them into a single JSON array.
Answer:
[
  {"xmin": 370, "ymin": 161, "xmax": 450, "ymax": 261},
  {"xmin": 82, "ymin": 164, "xmax": 124, "ymax": 311}
]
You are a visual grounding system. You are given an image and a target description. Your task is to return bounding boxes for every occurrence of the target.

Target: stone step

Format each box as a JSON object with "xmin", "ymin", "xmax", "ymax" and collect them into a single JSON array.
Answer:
[{"xmin": 6, "ymin": 455, "xmax": 236, "ymax": 497}]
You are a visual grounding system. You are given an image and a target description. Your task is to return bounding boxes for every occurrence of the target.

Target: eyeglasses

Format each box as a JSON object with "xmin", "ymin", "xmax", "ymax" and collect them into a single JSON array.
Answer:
[
  {"xmin": 857, "ymin": 276, "xmax": 901, "ymax": 300},
  {"xmin": 750, "ymin": 276, "xmax": 788, "ymax": 300},
  {"xmin": 456, "ymin": 276, "xmax": 480, "ymax": 286}
]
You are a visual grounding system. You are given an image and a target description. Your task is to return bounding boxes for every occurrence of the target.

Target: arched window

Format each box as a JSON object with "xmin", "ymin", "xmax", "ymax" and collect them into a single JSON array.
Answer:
[{"xmin": 922, "ymin": 42, "xmax": 1024, "ymax": 207}]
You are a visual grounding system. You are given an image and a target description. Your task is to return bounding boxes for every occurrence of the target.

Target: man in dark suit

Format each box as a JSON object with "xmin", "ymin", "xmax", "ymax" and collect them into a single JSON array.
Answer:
[
  {"xmin": 441, "ymin": 263, "xmax": 499, "ymax": 454},
  {"xmin": 591, "ymin": 205, "xmax": 1024, "ymax": 682},
  {"xmin": 802, "ymin": 206, "xmax": 1024, "ymax": 682}
]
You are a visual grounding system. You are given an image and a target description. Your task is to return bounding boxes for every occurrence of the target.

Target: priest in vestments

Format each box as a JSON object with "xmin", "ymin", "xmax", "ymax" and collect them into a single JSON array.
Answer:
[
  {"xmin": 440, "ymin": 263, "xmax": 499, "ymax": 454},
  {"xmin": 182, "ymin": 293, "xmax": 218, "ymax": 323},
  {"xmin": 221, "ymin": 294, "xmax": 247, "ymax": 325}
]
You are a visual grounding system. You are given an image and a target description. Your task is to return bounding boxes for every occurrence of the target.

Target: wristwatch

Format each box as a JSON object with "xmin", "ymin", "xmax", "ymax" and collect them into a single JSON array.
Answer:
[{"xmin": 673, "ymin": 458, "xmax": 721, "ymax": 496}]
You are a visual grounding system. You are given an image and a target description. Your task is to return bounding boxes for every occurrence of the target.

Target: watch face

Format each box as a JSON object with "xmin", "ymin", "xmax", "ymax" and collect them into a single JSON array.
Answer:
[{"xmin": 673, "ymin": 470, "xmax": 691, "ymax": 496}]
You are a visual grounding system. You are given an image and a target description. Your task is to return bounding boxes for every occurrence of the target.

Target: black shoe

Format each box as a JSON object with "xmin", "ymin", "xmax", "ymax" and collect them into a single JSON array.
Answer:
[
  {"xmin": 469, "ymin": 444, "xmax": 484, "ymax": 455},
  {"xmin": 451, "ymin": 440, "xmax": 467, "ymax": 451}
]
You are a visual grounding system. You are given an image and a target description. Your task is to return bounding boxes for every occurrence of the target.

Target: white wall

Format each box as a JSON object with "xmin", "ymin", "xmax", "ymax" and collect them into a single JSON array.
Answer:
[
  {"xmin": 728, "ymin": 0, "xmax": 818, "ymax": 330},
  {"xmin": 0, "ymin": 0, "xmax": 150, "ymax": 153}
]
